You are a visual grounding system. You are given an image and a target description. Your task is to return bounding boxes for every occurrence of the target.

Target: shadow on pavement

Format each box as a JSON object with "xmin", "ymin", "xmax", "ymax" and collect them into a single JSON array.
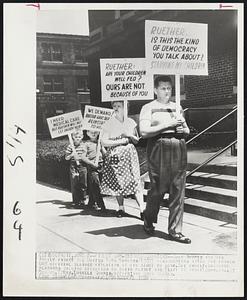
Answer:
[
  {"xmin": 85, "ymin": 224, "xmax": 171, "ymax": 240},
  {"xmin": 36, "ymin": 199, "xmax": 75, "ymax": 209},
  {"xmin": 60, "ymin": 209, "xmax": 141, "ymax": 220}
]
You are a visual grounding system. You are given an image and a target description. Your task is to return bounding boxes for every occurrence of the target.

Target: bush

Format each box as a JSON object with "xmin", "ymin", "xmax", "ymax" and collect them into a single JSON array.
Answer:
[
  {"xmin": 36, "ymin": 138, "xmax": 149, "ymax": 189},
  {"xmin": 36, "ymin": 139, "xmax": 71, "ymax": 189}
]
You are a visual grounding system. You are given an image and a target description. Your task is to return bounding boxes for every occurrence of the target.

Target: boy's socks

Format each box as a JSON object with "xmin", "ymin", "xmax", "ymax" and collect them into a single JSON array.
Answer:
[{"xmin": 119, "ymin": 205, "xmax": 125, "ymax": 211}]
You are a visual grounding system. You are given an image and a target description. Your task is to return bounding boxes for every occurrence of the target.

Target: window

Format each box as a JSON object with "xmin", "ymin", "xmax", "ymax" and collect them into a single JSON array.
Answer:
[
  {"xmin": 76, "ymin": 76, "xmax": 89, "ymax": 92},
  {"xmin": 74, "ymin": 45, "xmax": 85, "ymax": 62},
  {"xmin": 43, "ymin": 75, "xmax": 64, "ymax": 93},
  {"xmin": 41, "ymin": 43, "xmax": 62, "ymax": 61}
]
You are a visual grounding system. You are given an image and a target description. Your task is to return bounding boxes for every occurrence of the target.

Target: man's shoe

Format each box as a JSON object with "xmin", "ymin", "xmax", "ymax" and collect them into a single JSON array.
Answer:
[
  {"xmin": 169, "ymin": 232, "xmax": 191, "ymax": 244},
  {"xmin": 143, "ymin": 216, "xmax": 155, "ymax": 235}
]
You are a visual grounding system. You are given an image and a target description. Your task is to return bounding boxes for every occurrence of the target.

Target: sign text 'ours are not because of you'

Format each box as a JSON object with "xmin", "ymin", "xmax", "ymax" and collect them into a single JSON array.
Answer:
[
  {"xmin": 145, "ymin": 20, "xmax": 208, "ymax": 76},
  {"xmin": 100, "ymin": 58, "xmax": 153, "ymax": 102},
  {"xmin": 47, "ymin": 110, "xmax": 84, "ymax": 139}
]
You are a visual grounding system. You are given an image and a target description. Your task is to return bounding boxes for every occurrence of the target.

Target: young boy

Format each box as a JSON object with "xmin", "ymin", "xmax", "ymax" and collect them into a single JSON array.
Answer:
[
  {"xmin": 139, "ymin": 75, "xmax": 191, "ymax": 244},
  {"xmin": 85, "ymin": 130, "xmax": 106, "ymax": 211},
  {"xmin": 65, "ymin": 131, "xmax": 88, "ymax": 208}
]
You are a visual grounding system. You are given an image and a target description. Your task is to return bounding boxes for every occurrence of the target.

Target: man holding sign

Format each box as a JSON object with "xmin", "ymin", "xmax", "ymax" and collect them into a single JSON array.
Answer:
[{"xmin": 139, "ymin": 75, "xmax": 191, "ymax": 244}]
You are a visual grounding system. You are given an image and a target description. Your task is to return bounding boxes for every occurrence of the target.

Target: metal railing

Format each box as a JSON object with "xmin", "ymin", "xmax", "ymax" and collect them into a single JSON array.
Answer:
[
  {"xmin": 186, "ymin": 140, "xmax": 237, "ymax": 177},
  {"xmin": 186, "ymin": 105, "xmax": 237, "ymax": 145},
  {"xmin": 139, "ymin": 105, "xmax": 237, "ymax": 171}
]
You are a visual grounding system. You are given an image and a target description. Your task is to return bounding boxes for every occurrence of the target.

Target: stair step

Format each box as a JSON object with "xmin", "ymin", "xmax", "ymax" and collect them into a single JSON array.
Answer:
[
  {"xmin": 184, "ymin": 197, "xmax": 237, "ymax": 225},
  {"xmin": 142, "ymin": 193, "xmax": 237, "ymax": 224},
  {"xmin": 187, "ymin": 163, "xmax": 237, "ymax": 176},
  {"xmin": 185, "ymin": 184, "xmax": 237, "ymax": 207},
  {"xmin": 186, "ymin": 172, "xmax": 237, "ymax": 190}
]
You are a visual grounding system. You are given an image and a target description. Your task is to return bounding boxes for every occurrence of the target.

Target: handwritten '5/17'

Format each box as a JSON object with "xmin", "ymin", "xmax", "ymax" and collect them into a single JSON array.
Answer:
[{"xmin": 6, "ymin": 125, "xmax": 26, "ymax": 166}]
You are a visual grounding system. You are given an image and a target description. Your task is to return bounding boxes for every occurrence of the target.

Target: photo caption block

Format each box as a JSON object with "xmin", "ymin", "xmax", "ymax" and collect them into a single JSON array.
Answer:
[{"xmin": 36, "ymin": 252, "xmax": 237, "ymax": 281}]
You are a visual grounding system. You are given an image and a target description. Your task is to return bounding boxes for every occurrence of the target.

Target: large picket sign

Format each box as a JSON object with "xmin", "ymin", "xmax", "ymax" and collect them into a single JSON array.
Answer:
[
  {"xmin": 100, "ymin": 58, "xmax": 153, "ymax": 102},
  {"xmin": 145, "ymin": 20, "xmax": 208, "ymax": 75},
  {"xmin": 47, "ymin": 110, "xmax": 84, "ymax": 138},
  {"xmin": 83, "ymin": 105, "xmax": 114, "ymax": 131}
]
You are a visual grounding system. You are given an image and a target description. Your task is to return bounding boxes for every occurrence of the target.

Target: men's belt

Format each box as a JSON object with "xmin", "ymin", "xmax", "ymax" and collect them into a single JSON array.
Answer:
[{"xmin": 157, "ymin": 133, "xmax": 184, "ymax": 139}]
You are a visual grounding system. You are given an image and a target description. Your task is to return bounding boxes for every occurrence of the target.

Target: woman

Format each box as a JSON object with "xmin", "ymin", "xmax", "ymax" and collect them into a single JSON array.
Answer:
[{"xmin": 101, "ymin": 101, "xmax": 145, "ymax": 219}]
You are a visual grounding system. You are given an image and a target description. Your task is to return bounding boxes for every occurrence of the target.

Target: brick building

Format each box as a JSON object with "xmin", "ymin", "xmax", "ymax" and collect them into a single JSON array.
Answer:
[
  {"xmin": 85, "ymin": 10, "xmax": 237, "ymax": 133},
  {"xmin": 36, "ymin": 33, "xmax": 90, "ymax": 136}
]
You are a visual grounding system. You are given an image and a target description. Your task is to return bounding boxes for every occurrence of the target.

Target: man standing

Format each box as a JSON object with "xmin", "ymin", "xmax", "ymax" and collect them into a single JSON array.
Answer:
[{"xmin": 139, "ymin": 75, "xmax": 191, "ymax": 244}]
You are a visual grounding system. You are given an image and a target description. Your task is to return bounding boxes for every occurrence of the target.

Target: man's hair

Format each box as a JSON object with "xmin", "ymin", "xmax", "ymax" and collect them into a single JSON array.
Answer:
[{"xmin": 154, "ymin": 75, "xmax": 173, "ymax": 88}]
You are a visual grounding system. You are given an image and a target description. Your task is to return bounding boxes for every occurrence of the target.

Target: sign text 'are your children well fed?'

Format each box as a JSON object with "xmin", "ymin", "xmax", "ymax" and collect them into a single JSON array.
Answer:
[{"xmin": 100, "ymin": 58, "xmax": 153, "ymax": 101}]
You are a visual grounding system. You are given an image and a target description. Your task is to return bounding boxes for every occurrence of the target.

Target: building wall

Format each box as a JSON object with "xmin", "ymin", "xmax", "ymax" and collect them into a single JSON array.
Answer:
[
  {"xmin": 36, "ymin": 33, "xmax": 90, "ymax": 136},
  {"xmin": 86, "ymin": 10, "xmax": 237, "ymax": 113}
]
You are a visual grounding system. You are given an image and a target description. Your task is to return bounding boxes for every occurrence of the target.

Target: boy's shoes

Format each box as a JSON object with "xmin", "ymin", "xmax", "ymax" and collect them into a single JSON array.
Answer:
[
  {"xmin": 73, "ymin": 201, "xmax": 85, "ymax": 209},
  {"xmin": 143, "ymin": 215, "xmax": 155, "ymax": 235},
  {"xmin": 169, "ymin": 232, "xmax": 191, "ymax": 244},
  {"xmin": 116, "ymin": 210, "xmax": 125, "ymax": 218}
]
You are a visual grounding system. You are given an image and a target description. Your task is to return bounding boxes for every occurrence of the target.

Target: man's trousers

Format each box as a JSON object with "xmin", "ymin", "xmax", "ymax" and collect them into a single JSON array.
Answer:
[{"xmin": 144, "ymin": 136, "xmax": 187, "ymax": 235}]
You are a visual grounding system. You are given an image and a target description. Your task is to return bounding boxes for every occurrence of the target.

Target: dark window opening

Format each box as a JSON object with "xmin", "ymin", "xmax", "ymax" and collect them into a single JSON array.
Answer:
[
  {"xmin": 41, "ymin": 43, "xmax": 62, "ymax": 61},
  {"xmin": 43, "ymin": 75, "xmax": 64, "ymax": 93}
]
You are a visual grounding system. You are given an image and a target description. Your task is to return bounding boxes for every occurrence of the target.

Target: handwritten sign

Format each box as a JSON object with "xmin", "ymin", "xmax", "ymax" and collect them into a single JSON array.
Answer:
[
  {"xmin": 83, "ymin": 105, "xmax": 114, "ymax": 131},
  {"xmin": 47, "ymin": 110, "xmax": 83, "ymax": 139},
  {"xmin": 145, "ymin": 20, "xmax": 208, "ymax": 75},
  {"xmin": 100, "ymin": 58, "xmax": 153, "ymax": 102}
]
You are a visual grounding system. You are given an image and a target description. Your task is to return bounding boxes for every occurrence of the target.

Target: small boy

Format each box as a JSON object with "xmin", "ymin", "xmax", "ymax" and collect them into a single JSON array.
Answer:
[
  {"xmin": 65, "ymin": 131, "xmax": 87, "ymax": 208},
  {"xmin": 139, "ymin": 75, "xmax": 191, "ymax": 244},
  {"xmin": 85, "ymin": 130, "xmax": 106, "ymax": 211}
]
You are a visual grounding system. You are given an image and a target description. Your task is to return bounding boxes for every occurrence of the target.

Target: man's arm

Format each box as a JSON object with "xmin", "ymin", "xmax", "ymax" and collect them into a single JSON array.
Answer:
[{"xmin": 139, "ymin": 118, "xmax": 181, "ymax": 139}]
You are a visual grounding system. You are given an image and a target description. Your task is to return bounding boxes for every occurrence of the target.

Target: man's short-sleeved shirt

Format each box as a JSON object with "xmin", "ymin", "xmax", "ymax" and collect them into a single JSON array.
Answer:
[
  {"xmin": 102, "ymin": 116, "xmax": 137, "ymax": 139},
  {"xmin": 139, "ymin": 100, "xmax": 185, "ymax": 134}
]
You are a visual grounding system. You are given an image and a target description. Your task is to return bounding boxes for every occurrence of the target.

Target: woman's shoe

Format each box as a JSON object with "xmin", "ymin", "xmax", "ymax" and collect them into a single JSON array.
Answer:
[{"xmin": 116, "ymin": 210, "xmax": 125, "ymax": 218}]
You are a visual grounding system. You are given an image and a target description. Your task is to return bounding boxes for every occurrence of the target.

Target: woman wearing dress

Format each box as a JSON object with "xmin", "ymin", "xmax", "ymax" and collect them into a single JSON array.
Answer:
[{"xmin": 101, "ymin": 101, "xmax": 145, "ymax": 219}]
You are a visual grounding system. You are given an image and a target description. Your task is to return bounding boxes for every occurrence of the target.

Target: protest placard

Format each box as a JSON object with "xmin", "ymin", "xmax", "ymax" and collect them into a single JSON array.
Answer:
[
  {"xmin": 83, "ymin": 105, "xmax": 114, "ymax": 164},
  {"xmin": 100, "ymin": 58, "xmax": 153, "ymax": 102},
  {"xmin": 145, "ymin": 20, "xmax": 208, "ymax": 75},
  {"xmin": 47, "ymin": 110, "xmax": 84, "ymax": 165},
  {"xmin": 47, "ymin": 110, "xmax": 84, "ymax": 139},
  {"xmin": 83, "ymin": 105, "xmax": 114, "ymax": 131}
]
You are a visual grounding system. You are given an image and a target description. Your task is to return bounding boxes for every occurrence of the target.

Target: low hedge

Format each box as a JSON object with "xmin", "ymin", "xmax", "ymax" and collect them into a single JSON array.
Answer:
[{"xmin": 36, "ymin": 139, "xmax": 148, "ymax": 189}]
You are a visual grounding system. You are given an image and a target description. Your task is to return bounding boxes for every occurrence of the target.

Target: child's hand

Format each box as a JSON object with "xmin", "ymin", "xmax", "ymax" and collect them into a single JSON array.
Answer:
[
  {"xmin": 91, "ymin": 162, "xmax": 99, "ymax": 169},
  {"xmin": 73, "ymin": 153, "xmax": 80, "ymax": 161}
]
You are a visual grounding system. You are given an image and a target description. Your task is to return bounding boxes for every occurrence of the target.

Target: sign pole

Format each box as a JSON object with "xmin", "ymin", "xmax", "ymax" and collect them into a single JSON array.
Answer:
[
  {"xmin": 175, "ymin": 74, "xmax": 181, "ymax": 117},
  {"xmin": 68, "ymin": 133, "xmax": 79, "ymax": 166},
  {"xmin": 95, "ymin": 131, "xmax": 102, "ymax": 165},
  {"xmin": 123, "ymin": 99, "xmax": 128, "ymax": 122}
]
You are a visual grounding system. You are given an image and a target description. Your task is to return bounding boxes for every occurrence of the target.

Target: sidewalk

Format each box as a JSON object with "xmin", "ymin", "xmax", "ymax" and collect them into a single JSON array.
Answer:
[{"xmin": 36, "ymin": 182, "xmax": 237, "ymax": 254}]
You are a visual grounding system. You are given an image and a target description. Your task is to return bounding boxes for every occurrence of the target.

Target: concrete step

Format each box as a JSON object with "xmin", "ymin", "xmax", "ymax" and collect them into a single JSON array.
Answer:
[
  {"xmin": 186, "ymin": 172, "xmax": 237, "ymax": 190},
  {"xmin": 185, "ymin": 184, "xmax": 237, "ymax": 207},
  {"xmin": 184, "ymin": 197, "xmax": 237, "ymax": 225},
  {"xmin": 187, "ymin": 163, "xmax": 237, "ymax": 176},
  {"xmin": 142, "ymin": 193, "xmax": 237, "ymax": 225}
]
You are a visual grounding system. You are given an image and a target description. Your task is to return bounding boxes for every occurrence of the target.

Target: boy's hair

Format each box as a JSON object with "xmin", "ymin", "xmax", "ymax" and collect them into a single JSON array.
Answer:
[
  {"xmin": 72, "ymin": 130, "xmax": 83, "ymax": 139},
  {"xmin": 154, "ymin": 75, "xmax": 173, "ymax": 88},
  {"xmin": 111, "ymin": 100, "xmax": 130, "ymax": 110}
]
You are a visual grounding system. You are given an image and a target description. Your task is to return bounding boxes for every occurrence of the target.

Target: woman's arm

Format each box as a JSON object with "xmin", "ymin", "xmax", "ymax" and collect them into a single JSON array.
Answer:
[{"xmin": 101, "ymin": 131, "xmax": 129, "ymax": 147}]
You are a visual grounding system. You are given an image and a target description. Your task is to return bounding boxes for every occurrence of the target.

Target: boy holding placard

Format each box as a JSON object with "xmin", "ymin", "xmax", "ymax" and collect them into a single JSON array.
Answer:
[
  {"xmin": 139, "ymin": 75, "xmax": 191, "ymax": 244},
  {"xmin": 85, "ymin": 130, "xmax": 106, "ymax": 211},
  {"xmin": 65, "ymin": 131, "xmax": 88, "ymax": 208}
]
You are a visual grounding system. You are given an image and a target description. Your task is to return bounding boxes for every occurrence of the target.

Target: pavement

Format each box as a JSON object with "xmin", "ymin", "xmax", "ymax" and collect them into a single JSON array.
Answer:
[{"xmin": 36, "ymin": 182, "xmax": 237, "ymax": 254}]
